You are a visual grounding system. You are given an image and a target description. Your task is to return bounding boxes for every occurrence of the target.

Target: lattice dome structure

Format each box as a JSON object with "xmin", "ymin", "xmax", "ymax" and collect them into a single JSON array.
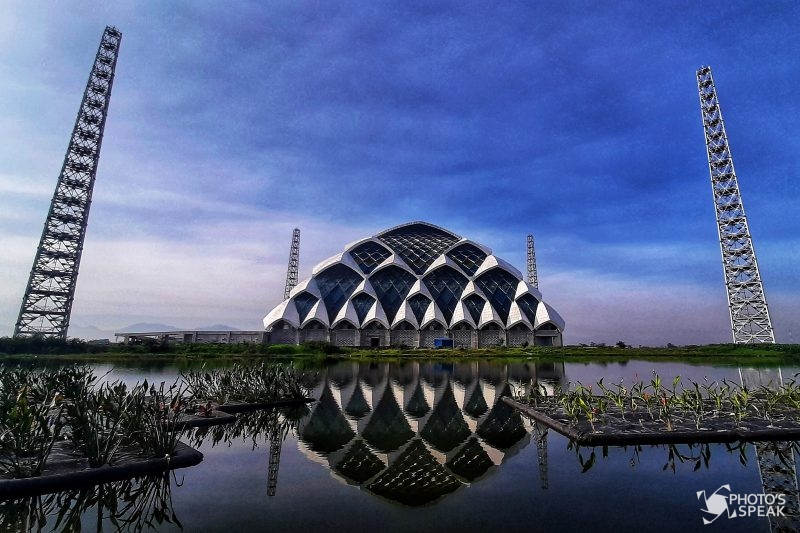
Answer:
[{"xmin": 263, "ymin": 221, "xmax": 564, "ymax": 348}]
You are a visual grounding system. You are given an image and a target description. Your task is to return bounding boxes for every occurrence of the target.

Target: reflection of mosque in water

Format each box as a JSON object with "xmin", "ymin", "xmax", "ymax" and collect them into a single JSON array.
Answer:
[{"xmin": 295, "ymin": 361, "xmax": 565, "ymax": 506}]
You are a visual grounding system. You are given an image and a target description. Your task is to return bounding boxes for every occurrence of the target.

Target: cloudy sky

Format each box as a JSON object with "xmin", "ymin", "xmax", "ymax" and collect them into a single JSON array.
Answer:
[{"xmin": 1, "ymin": 1, "xmax": 798, "ymax": 345}]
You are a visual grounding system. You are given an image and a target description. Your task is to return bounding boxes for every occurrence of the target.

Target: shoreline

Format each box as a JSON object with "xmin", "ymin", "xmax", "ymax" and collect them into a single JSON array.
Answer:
[{"xmin": 1, "ymin": 343, "xmax": 798, "ymax": 366}]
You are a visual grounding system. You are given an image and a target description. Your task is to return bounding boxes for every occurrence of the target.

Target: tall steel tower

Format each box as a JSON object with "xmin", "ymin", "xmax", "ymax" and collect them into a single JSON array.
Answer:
[
  {"xmin": 14, "ymin": 27, "xmax": 122, "ymax": 339},
  {"xmin": 696, "ymin": 66, "xmax": 775, "ymax": 344},
  {"xmin": 283, "ymin": 228, "xmax": 300, "ymax": 300},
  {"xmin": 526, "ymin": 234, "xmax": 538, "ymax": 289}
]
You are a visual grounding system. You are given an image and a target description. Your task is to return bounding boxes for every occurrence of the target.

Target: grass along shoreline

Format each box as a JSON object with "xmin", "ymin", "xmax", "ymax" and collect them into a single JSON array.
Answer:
[{"xmin": 0, "ymin": 340, "xmax": 799, "ymax": 366}]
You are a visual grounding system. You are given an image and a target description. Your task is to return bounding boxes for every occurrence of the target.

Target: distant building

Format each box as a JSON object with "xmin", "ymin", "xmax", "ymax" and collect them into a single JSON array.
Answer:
[{"xmin": 263, "ymin": 221, "xmax": 564, "ymax": 348}]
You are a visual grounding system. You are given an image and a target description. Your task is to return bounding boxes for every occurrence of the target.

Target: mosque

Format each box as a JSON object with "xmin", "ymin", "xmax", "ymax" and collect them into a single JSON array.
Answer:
[{"xmin": 263, "ymin": 221, "xmax": 564, "ymax": 348}]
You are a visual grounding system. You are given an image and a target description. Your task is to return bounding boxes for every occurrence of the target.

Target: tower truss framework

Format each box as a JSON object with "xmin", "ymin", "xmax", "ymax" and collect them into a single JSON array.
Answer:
[
  {"xmin": 696, "ymin": 66, "xmax": 775, "ymax": 344},
  {"xmin": 14, "ymin": 26, "xmax": 122, "ymax": 339},
  {"xmin": 526, "ymin": 234, "xmax": 538, "ymax": 289},
  {"xmin": 283, "ymin": 228, "xmax": 300, "ymax": 300}
]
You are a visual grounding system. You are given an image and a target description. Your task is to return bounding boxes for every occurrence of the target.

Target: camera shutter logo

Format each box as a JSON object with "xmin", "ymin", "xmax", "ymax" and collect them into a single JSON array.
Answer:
[{"xmin": 697, "ymin": 484, "xmax": 737, "ymax": 525}]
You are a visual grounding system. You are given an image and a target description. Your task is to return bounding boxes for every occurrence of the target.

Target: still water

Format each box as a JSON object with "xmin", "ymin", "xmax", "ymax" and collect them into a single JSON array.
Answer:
[{"xmin": 3, "ymin": 358, "xmax": 799, "ymax": 532}]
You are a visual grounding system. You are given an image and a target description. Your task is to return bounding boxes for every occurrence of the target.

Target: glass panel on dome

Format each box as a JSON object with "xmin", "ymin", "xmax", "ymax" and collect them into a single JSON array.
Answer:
[
  {"xmin": 423, "ymin": 266, "xmax": 468, "ymax": 325},
  {"xmin": 474, "ymin": 268, "xmax": 519, "ymax": 324},
  {"xmin": 463, "ymin": 294, "xmax": 486, "ymax": 325},
  {"xmin": 377, "ymin": 223, "xmax": 460, "ymax": 274},
  {"xmin": 407, "ymin": 293, "xmax": 430, "ymax": 325},
  {"xmin": 351, "ymin": 293, "xmax": 376, "ymax": 325},
  {"xmin": 369, "ymin": 265, "xmax": 417, "ymax": 324},
  {"xmin": 293, "ymin": 292, "xmax": 318, "ymax": 323},
  {"xmin": 315, "ymin": 263, "xmax": 363, "ymax": 324},
  {"xmin": 516, "ymin": 293, "xmax": 539, "ymax": 324},
  {"xmin": 446, "ymin": 243, "xmax": 487, "ymax": 276},
  {"xmin": 349, "ymin": 241, "xmax": 392, "ymax": 274}
]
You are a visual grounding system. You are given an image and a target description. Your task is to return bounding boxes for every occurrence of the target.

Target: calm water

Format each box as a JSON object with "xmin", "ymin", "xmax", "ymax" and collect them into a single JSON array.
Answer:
[{"xmin": 3, "ymin": 358, "xmax": 799, "ymax": 532}]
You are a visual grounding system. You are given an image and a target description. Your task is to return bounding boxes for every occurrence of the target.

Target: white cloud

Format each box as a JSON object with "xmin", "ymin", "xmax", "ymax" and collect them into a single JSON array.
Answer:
[
  {"xmin": 543, "ymin": 270, "xmax": 733, "ymax": 346},
  {"xmin": 63, "ymin": 212, "xmax": 373, "ymax": 332}
]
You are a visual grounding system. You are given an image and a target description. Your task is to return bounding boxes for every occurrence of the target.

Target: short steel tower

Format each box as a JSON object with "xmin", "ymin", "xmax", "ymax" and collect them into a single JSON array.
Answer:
[
  {"xmin": 283, "ymin": 228, "xmax": 300, "ymax": 299},
  {"xmin": 14, "ymin": 26, "xmax": 122, "ymax": 339},
  {"xmin": 696, "ymin": 66, "xmax": 775, "ymax": 344},
  {"xmin": 527, "ymin": 234, "xmax": 538, "ymax": 289}
]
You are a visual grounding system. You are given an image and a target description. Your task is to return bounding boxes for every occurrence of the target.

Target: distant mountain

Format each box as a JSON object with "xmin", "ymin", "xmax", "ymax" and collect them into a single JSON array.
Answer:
[
  {"xmin": 195, "ymin": 324, "xmax": 241, "ymax": 331},
  {"xmin": 116, "ymin": 323, "xmax": 181, "ymax": 333},
  {"xmin": 67, "ymin": 324, "xmax": 117, "ymax": 342},
  {"xmin": 2, "ymin": 321, "xmax": 248, "ymax": 342}
]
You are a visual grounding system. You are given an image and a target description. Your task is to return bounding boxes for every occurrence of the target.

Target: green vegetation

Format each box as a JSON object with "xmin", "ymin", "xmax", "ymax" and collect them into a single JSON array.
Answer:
[
  {"xmin": 2, "ymin": 335, "xmax": 799, "ymax": 365},
  {"xmin": 521, "ymin": 371, "xmax": 800, "ymax": 432},
  {"xmin": 1, "ymin": 362, "xmax": 307, "ymax": 479},
  {"xmin": 181, "ymin": 362, "xmax": 307, "ymax": 404},
  {"xmin": 0, "ymin": 365, "xmax": 190, "ymax": 477},
  {"xmin": 0, "ymin": 367, "xmax": 66, "ymax": 477}
]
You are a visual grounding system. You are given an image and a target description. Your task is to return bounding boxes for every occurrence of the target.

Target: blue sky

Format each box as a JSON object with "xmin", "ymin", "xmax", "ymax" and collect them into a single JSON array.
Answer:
[{"xmin": 1, "ymin": 1, "xmax": 798, "ymax": 345}]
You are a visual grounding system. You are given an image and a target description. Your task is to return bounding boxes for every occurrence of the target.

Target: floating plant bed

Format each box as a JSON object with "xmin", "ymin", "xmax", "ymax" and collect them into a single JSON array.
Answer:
[
  {"xmin": 504, "ymin": 397, "xmax": 800, "ymax": 446},
  {"xmin": 173, "ymin": 409, "xmax": 238, "ymax": 429},
  {"xmin": 173, "ymin": 398, "xmax": 315, "ymax": 428},
  {"xmin": 0, "ymin": 441, "xmax": 202, "ymax": 499},
  {"xmin": 1, "ymin": 363, "xmax": 313, "ymax": 501},
  {"xmin": 506, "ymin": 374, "xmax": 800, "ymax": 446},
  {"xmin": 215, "ymin": 397, "xmax": 316, "ymax": 414}
]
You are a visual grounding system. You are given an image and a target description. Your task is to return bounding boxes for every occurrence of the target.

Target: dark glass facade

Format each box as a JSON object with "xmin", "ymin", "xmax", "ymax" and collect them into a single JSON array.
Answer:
[
  {"xmin": 474, "ymin": 268, "xmax": 519, "ymax": 323},
  {"xmin": 463, "ymin": 294, "xmax": 486, "ymax": 325},
  {"xmin": 516, "ymin": 293, "xmax": 540, "ymax": 325},
  {"xmin": 423, "ymin": 266, "xmax": 468, "ymax": 324},
  {"xmin": 315, "ymin": 263, "xmax": 363, "ymax": 323},
  {"xmin": 350, "ymin": 241, "xmax": 392, "ymax": 275},
  {"xmin": 294, "ymin": 292, "xmax": 318, "ymax": 323},
  {"xmin": 446, "ymin": 243, "xmax": 487, "ymax": 276},
  {"xmin": 370, "ymin": 265, "xmax": 417, "ymax": 324},
  {"xmin": 407, "ymin": 293, "xmax": 431, "ymax": 325},
  {"xmin": 377, "ymin": 223, "xmax": 459, "ymax": 274},
  {"xmin": 351, "ymin": 293, "xmax": 376, "ymax": 324}
]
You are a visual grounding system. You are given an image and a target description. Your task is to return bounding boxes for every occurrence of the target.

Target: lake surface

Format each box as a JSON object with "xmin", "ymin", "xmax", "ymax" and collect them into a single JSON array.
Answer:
[{"xmin": 3, "ymin": 358, "xmax": 800, "ymax": 532}]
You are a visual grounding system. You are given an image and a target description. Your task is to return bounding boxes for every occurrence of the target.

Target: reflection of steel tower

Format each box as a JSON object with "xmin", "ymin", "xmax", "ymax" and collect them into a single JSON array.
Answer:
[
  {"xmin": 267, "ymin": 426, "xmax": 283, "ymax": 497},
  {"xmin": 283, "ymin": 228, "xmax": 300, "ymax": 300},
  {"xmin": 739, "ymin": 370, "xmax": 800, "ymax": 531},
  {"xmin": 526, "ymin": 234, "xmax": 538, "ymax": 289},
  {"xmin": 696, "ymin": 66, "xmax": 775, "ymax": 344},
  {"xmin": 533, "ymin": 422, "xmax": 548, "ymax": 489},
  {"xmin": 755, "ymin": 441, "xmax": 800, "ymax": 532},
  {"xmin": 14, "ymin": 27, "xmax": 122, "ymax": 339}
]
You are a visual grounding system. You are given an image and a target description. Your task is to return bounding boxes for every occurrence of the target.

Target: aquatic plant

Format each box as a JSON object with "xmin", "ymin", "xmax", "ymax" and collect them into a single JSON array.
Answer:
[
  {"xmin": 181, "ymin": 362, "xmax": 307, "ymax": 404},
  {"xmin": 127, "ymin": 380, "xmax": 191, "ymax": 458},
  {"xmin": 519, "ymin": 372, "xmax": 800, "ymax": 434},
  {"xmin": 1, "ymin": 365, "xmax": 202, "ymax": 481},
  {"xmin": 66, "ymin": 380, "xmax": 141, "ymax": 468},
  {"xmin": 0, "ymin": 367, "xmax": 66, "ymax": 478}
]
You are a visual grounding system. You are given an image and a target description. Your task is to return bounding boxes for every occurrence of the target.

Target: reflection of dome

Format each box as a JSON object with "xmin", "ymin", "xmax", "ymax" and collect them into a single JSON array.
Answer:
[
  {"xmin": 296, "ymin": 361, "xmax": 564, "ymax": 506},
  {"xmin": 264, "ymin": 221, "xmax": 564, "ymax": 348}
]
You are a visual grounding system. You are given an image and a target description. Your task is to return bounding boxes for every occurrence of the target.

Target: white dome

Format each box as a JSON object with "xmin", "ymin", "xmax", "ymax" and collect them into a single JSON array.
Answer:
[{"xmin": 264, "ymin": 221, "xmax": 564, "ymax": 348}]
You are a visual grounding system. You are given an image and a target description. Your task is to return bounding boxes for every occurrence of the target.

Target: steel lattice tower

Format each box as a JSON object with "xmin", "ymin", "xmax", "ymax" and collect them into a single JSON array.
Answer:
[
  {"xmin": 696, "ymin": 66, "xmax": 775, "ymax": 344},
  {"xmin": 14, "ymin": 27, "xmax": 122, "ymax": 339},
  {"xmin": 283, "ymin": 228, "xmax": 300, "ymax": 300},
  {"xmin": 526, "ymin": 234, "xmax": 538, "ymax": 289}
]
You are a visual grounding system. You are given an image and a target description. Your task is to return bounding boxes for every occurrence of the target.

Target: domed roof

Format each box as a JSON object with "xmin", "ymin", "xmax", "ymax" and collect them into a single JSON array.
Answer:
[{"xmin": 264, "ymin": 221, "xmax": 564, "ymax": 332}]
